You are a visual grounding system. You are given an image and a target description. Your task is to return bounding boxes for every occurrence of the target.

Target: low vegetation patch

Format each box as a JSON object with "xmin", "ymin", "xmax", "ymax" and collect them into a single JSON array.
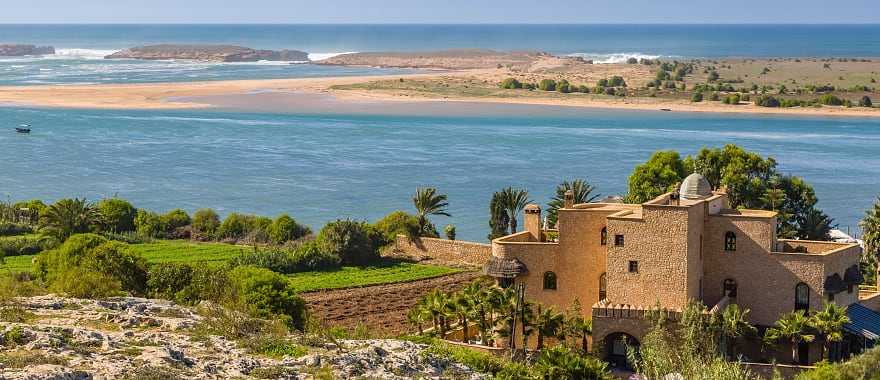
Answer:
[
  {"xmin": 286, "ymin": 261, "xmax": 461, "ymax": 293},
  {"xmin": 0, "ymin": 349, "xmax": 68, "ymax": 368}
]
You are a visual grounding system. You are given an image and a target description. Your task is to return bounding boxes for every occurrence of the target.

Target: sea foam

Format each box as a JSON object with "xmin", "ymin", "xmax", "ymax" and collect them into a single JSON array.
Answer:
[{"xmin": 566, "ymin": 52, "xmax": 663, "ymax": 64}]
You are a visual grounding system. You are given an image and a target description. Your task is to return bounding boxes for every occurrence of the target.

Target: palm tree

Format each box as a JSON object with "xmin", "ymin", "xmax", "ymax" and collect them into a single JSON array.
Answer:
[
  {"xmin": 487, "ymin": 285, "xmax": 518, "ymax": 348},
  {"xmin": 798, "ymin": 207, "xmax": 834, "ymax": 240},
  {"xmin": 412, "ymin": 187, "xmax": 450, "ymax": 236},
  {"xmin": 501, "ymin": 187, "xmax": 531, "ymax": 234},
  {"xmin": 860, "ymin": 196, "xmax": 880, "ymax": 286},
  {"xmin": 717, "ymin": 304, "xmax": 757, "ymax": 359},
  {"xmin": 407, "ymin": 306, "xmax": 426, "ymax": 335},
  {"xmin": 566, "ymin": 313, "xmax": 592, "ymax": 353},
  {"xmin": 460, "ymin": 281, "xmax": 491, "ymax": 345},
  {"xmin": 451, "ymin": 293, "xmax": 474, "ymax": 343},
  {"xmin": 765, "ymin": 310, "xmax": 815, "ymax": 364},
  {"xmin": 40, "ymin": 198, "xmax": 102, "ymax": 240},
  {"xmin": 810, "ymin": 302, "xmax": 850, "ymax": 361},
  {"xmin": 422, "ymin": 289, "xmax": 449, "ymax": 335},
  {"xmin": 520, "ymin": 301, "xmax": 535, "ymax": 350},
  {"xmin": 535, "ymin": 305, "xmax": 565, "ymax": 350},
  {"xmin": 547, "ymin": 179, "xmax": 599, "ymax": 227}
]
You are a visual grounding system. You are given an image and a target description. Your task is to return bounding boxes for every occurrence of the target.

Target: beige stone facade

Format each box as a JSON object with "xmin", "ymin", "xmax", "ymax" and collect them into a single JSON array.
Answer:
[{"xmin": 488, "ymin": 174, "xmax": 875, "ymax": 366}]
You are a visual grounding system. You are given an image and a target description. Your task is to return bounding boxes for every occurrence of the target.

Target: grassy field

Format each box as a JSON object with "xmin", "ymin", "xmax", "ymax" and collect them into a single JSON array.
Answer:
[
  {"xmin": 1, "ymin": 240, "xmax": 463, "ymax": 292},
  {"xmin": 286, "ymin": 262, "xmax": 463, "ymax": 293}
]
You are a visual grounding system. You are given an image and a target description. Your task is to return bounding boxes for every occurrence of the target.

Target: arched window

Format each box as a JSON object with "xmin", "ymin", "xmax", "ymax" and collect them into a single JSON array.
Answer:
[
  {"xmin": 724, "ymin": 231, "xmax": 737, "ymax": 251},
  {"xmin": 723, "ymin": 279, "xmax": 738, "ymax": 298},
  {"xmin": 599, "ymin": 273, "xmax": 607, "ymax": 302},
  {"xmin": 795, "ymin": 283, "xmax": 810, "ymax": 311},
  {"xmin": 600, "ymin": 227, "xmax": 608, "ymax": 246},
  {"xmin": 543, "ymin": 272, "xmax": 557, "ymax": 290}
]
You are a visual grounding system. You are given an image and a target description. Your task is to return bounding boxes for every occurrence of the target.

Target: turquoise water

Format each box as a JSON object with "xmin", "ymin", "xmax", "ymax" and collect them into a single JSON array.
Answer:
[
  {"xmin": 2, "ymin": 106, "xmax": 878, "ymax": 241},
  {"xmin": 2, "ymin": 24, "xmax": 880, "ymax": 85}
]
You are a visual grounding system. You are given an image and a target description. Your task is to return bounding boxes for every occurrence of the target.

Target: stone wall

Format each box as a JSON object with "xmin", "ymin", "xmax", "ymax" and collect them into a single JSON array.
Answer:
[{"xmin": 391, "ymin": 235, "xmax": 491, "ymax": 267}]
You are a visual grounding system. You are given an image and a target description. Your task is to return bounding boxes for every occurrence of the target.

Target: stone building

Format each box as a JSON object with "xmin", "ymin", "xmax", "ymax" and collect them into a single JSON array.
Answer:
[{"xmin": 486, "ymin": 173, "xmax": 880, "ymax": 368}]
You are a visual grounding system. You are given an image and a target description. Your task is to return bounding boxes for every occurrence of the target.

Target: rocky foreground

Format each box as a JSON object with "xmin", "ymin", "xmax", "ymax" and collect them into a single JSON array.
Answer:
[
  {"xmin": 0, "ymin": 296, "xmax": 485, "ymax": 379},
  {"xmin": 105, "ymin": 45, "xmax": 310, "ymax": 62},
  {"xmin": 0, "ymin": 45, "xmax": 55, "ymax": 56}
]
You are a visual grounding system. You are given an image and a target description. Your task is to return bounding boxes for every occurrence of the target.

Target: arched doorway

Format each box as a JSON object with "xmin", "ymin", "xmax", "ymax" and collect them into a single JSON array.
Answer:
[{"xmin": 604, "ymin": 332, "xmax": 640, "ymax": 370}]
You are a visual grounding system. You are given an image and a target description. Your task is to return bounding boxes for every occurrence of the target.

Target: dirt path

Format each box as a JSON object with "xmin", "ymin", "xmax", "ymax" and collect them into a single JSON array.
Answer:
[{"xmin": 301, "ymin": 271, "xmax": 483, "ymax": 335}]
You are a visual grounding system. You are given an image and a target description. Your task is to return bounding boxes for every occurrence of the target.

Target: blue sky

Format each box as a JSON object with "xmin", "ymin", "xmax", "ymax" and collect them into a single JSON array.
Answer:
[{"xmin": 3, "ymin": 0, "xmax": 879, "ymax": 24}]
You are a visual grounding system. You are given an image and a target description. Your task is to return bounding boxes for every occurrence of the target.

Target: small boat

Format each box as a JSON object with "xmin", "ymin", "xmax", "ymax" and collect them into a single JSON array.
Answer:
[
  {"xmin": 660, "ymin": 108, "xmax": 672, "ymax": 112},
  {"xmin": 15, "ymin": 124, "xmax": 31, "ymax": 133}
]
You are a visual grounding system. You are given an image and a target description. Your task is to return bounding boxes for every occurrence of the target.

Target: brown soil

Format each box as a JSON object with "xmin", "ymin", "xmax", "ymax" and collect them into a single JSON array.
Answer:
[{"xmin": 302, "ymin": 271, "xmax": 483, "ymax": 336}]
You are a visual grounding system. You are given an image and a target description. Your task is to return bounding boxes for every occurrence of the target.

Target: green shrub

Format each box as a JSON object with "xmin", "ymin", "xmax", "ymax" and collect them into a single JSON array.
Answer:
[
  {"xmin": 267, "ymin": 214, "xmax": 311, "ymax": 244},
  {"xmin": 819, "ymin": 94, "xmax": 844, "ymax": 106},
  {"xmin": 34, "ymin": 233, "xmax": 108, "ymax": 283},
  {"xmin": 289, "ymin": 241, "xmax": 340, "ymax": 270},
  {"xmin": 608, "ymin": 76, "xmax": 626, "ymax": 87},
  {"xmin": 796, "ymin": 346, "xmax": 880, "ymax": 379},
  {"xmin": 499, "ymin": 78, "xmax": 522, "ymax": 89},
  {"xmin": 134, "ymin": 210, "xmax": 165, "ymax": 238},
  {"xmin": 755, "ymin": 95, "xmax": 781, "ymax": 107},
  {"xmin": 192, "ymin": 208, "xmax": 221, "ymax": 237},
  {"xmin": 228, "ymin": 248, "xmax": 299, "ymax": 273},
  {"xmin": 316, "ymin": 220, "xmax": 380, "ymax": 265},
  {"xmin": 217, "ymin": 212, "xmax": 260, "ymax": 240},
  {"xmin": 96, "ymin": 198, "xmax": 137, "ymax": 233},
  {"xmin": 0, "ymin": 223, "xmax": 33, "ymax": 237},
  {"xmin": 557, "ymin": 79, "xmax": 571, "ymax": 93},
  {"xmin": 146, "ymin": 262, "xmax": 194, "ymax": 302},
  {"xmin": 147, "ymin": 262, "xmax": 230, "ymax": 305},
  {"xmin": 373, "ymin": 210, "xmax": 420, "ymax": 244},
  {"xmin": 604, "ymin": 87, "xmax": 616, "ymax": 96},
  {"xmin": 161, "ymin": 209, "xmax": 191, "ymax": 232},
  {"xmin": 858, "ymin": 96, "xmax": 872, "ymax": 107},
  {"xmin": 0, "ymin": 235, "xmax": 47, "ymax": 257},
  {"xmin": 691, "ymin": 92, "xmax": 704, "ymax": 102},
  {"xmin": 48, "ymin": 266, "xmax": 123, "ymax": 299},
  {"xmin": 227, "ymin": 266, "xmax": 307, "ymax": 330},
  {"xmin": 596, "ymin": 78, "xmax": 608, "ymax": 87},
  {"xmin": 722, "ymin": 93, "xmax": 741, "ymax": 105},
  {"xmin": 535, "ymin": 345, "xmax": 612, "ymax": 380},
  {"xmin": 444, "ymin": 225, "xmax": 456, "ymax": 240},
  {"xmin": 3, "ymin": 326, "xmax": 26, "ymax": 347},
  {"xmin": 708, "ymin": 70, "xmax": 719, "ymax": 81},
  {"xmin": 538, "ymin": 79, "xmax": 557, "ymax": 91},
  {"xmin": 34, "ymin": 235, "xmax": 147, "ymax": 295},
  {"xmin": 83, "ymin": 241, "xmax": 148, "ymax": 294}
]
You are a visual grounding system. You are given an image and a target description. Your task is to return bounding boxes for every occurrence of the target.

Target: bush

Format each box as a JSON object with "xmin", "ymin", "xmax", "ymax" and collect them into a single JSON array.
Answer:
[
  {"xmin": 96, "ymin": 198, "xmax": 137, "ymax": 233},
  {"xmin": 227, "ymin": 266, "xmax": 307, "ymax": 330},
  {"xmin": 267, "ymin": 214, "xmax": 311, "ymax": 244},
  {"xmin": 604, "ymin": 87, "xmax": 616, "ymax": 96},
  {"xmin": 288, "ymin": 241, "xmax": 340, "ymax": 270},
  {"xmin": 535, "ymin": 346, "xmax": 612, "ymax": 380},
  {"xmin": 691, "ymin": 92, "xmax": 704, "ymax": 102},
  {"xmin": 708, "ymin": 70, "xmax": 719, "ymax": 81},
  {"xmin": 608, "ymin": 76, "xmax": 626, "ymax": 87},
  {"xmin": 83, "ymin": 241, "xmax": 148, "ymax": 295},
  {"xmin": 626, "ymin": 57, "xmax": 638, "ymax": 64},
  {"xmin": 146, "ymin": 262, "xmax": 194, "ymax": 302},
  {"xmin": 316, "ymin": 220, "xmax": 380, "ymax": 265},
  {"xmin": 859, "ymin": 96, "xmax": 872, "ymax": 107},
  {"xmin": 596, "ymin": 78, "xmax": 608, "ymax": 87},
  {"xmin": 444, "ymin": 225, "xmax": 456, "ymax": 240},
  {"xmin": 48, "ymin": 267, "xmax": 122, "ymax": 299},
  {"xmin": 192, "ymin": 208, "xmax": 221, "ymax": 237},
  {"xmin": 722, "ymin": 93, "xmax": 741, "ymax": 105},
  {"xmin": 819, "ymin": 94, "xmax": 844, "ymax": 106},
  {"xmin": 796, "ymin": 346, "xmax": 880, "ymax": 380},
  {"xmin": 0, "ymin": 223, "xmax": 33, "ymax": 237},
  {"xmin": 557, "ymin": 79, "xmax": 571, "ymax": 93},
  {"xmin": 134, "ymin": 210, "xmax": 165, "ymax": 238},
  {"xmin": 373, "ymin": 211, "xmax": 420, "ymax": 244},
  {"xmin": 499, "ymin": 78, "xmax": 522, "ymax": 89},
  {"xmin": 0, "ymin": 235, "xmax": 47, "ymax": 257},
  {"xmin": 34, "ymin": 235, "xmax": 147, "ymax": 295},
  {"xmin": 34, "ymin": 233, "xmax": 108, "ymax": 283},
  {"xmin": 147, "ymin": 263, "xmax": 230, "ymax": 305},
  {"xmin": 217, "ymin": 213, "xmax": 269, "ymax": 241},
  {"xmin": 709, "ymin": 92, "xmax": 720, "ymax": 101},
  {"xmin": 161, "ymin": 209, "xmax": 191, "ymax": 232},
  {"xmin": 538, "ymin": 79, "xmax": 557, "ymax": 91},
  {"xmin": 755, "ymin": 95, "xmax": 781, "ymax": 107}
]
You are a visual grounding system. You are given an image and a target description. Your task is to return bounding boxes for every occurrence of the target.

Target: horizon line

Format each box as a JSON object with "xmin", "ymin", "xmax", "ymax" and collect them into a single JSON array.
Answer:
[{"xmin": 1, "ymin": 22, "xmax": 880, "ymax": 26}]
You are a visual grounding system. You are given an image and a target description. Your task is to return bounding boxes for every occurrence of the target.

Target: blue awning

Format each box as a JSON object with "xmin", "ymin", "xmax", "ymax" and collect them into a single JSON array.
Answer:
[{"xmin": 844, "ymin": 303, "xmax": 880, "ymax": 341}]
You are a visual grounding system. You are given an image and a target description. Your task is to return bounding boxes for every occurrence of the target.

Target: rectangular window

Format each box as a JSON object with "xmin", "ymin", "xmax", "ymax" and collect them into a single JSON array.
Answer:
[
  {"xmin": 628, "ymin": 260, "xmax": 638, "ymax": 273},
  {"xmin": 615, "ymin": 234, "xmax": 625, "ymax": 246}
]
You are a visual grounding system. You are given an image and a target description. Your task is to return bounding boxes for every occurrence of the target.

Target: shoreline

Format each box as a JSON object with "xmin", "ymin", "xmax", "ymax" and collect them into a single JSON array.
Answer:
[{"xmin": 0, "ymin": 70, "xmax": 878, "ymax": 118}]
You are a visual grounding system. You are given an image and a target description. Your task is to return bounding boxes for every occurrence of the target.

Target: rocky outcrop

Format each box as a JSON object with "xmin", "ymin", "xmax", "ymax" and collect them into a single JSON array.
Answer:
[
  {"xmin": 0, "ymin": 45, "xmax": 55, "ymax": 56},
  {"xmin": 0, "ymin": 295, "xmax": 486, "ymax": 379},
  {"xmin": 104, "ymin": 45, "xmax": 309, "ymax": 62}
]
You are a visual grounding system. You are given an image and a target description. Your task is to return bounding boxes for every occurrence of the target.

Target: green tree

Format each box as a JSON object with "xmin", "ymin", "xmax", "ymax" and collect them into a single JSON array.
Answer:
[
  {"xmin": 500, "ymin": 187, "xmax": 531, "ymax": 234},
  {"xmin": 538, "ymin": 79, "xmax": 557, "ymax": 91},
  {"xmin": 373, "ymin": 210, "xmax": 421, "ymax": 243},
  {"xmin": 859, "ymin": 96, "xmax": 872, "ymax": 107},
  {"xmin": 412, "ymin": 187, "xmax": 450, "ymax": 236},
  {"xmin": 500, "ymin": 77, "xmax": 522, "ymax": 89},
  {"xmin": 717, "ymin": 304, "xmax": 756, "ymax": 359},
  {"xmin": 444, "ymin": 224, "xmax": 456, "ymax": 240},
  {"xmin": 488, "ymin": 191, "xmax": 510, "ymax": 240},
  {"xmin": 798, "ymin": 207, "xmax": 834, "ymax": 240},
  {"xmin": 547, "ymin": 179, "xmax": 599, "ymax": 227},
  {"xmin": 535, "ymin": 345, "xmax": 611, "ymax": 380},
  {"xmin": 860, "ymin": 196, "xmax": 880, "ymax": 286},
  {"xmin": 96, "ymin": 198, "xmax": 137, "ymax": 233},
  {"xmin": 691, "ymin": 91, "xmax": 704, "ymax": 102},
  {"xmin": 765, "ymin": 310, "xmax": 816, "ymax": 364},
  {"xmin": 41, "ymin": 198, "xmax": 102, "ymax": 240},
  {"xmin": 534, "ymin": 305, "xmax": 565, "ymax": 350},
  {"xmin": 267, "ymin": 214, "xmax": 311, "ymax": 244},
  {"xmin": 810, "ymin": 302, "xmax": 850, "ymax": 361},
  {"xmin": 161, "ymin": 209, "xmax": 191, "ymax": 233},
  {"xmin": 316, "ymin": 219, "xmax": 380, "ymax": 265},
  {"xmin": 625, "ymin": 151, "xmax": 687, "ymax": 203},
  {"xmin": 191, "ymin": 208, "xmax": 220, "ymax": 237}
]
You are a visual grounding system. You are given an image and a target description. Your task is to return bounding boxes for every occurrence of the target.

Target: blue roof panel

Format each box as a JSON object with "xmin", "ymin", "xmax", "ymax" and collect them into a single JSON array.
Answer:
[{"xmin": 844, "ymin": 303, "xmax": 880, "ymax": 341}]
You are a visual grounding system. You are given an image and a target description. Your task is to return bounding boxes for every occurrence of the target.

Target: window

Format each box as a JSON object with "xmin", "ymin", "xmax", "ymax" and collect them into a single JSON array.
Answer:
[
  {"xmin": 600, "ymin": 227, "xmax": 608, "ymax": 246},
  {"xmin": 795, "ymin": 283, "xmax": 810, "ymax": 311},
  {"xmin": 543, "ymin": 272, "xmax": 557, "ymax": 290},
  {"xmin": 723, "ymin": 279, "xmax": 738, "ymax": 298},
  {"xmin": 615, "ymin": 234, "xmax": 625, "ymax": 247},
  {"xmin": 628, "ymin": 261, "xmax": 638, "ymax": 273},
  {"xmin": 599, "ymin": 273, "xmax": 607, "ymax": 301},
  {"xmin": 724, "ymin": 231, "xmax": 737, "ymax": 251}
]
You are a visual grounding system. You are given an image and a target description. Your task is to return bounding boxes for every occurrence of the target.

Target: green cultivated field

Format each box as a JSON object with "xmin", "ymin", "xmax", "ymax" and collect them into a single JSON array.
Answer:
[
  {"xmin": 286, "ymin": 262, "xmax": 462, "ymax": 293},
  {"xmin": 1, "ymin": 240, "xmax": 463, "ymax": 292}
]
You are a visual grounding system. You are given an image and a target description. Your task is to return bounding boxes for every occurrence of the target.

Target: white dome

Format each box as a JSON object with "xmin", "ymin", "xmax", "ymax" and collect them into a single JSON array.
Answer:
[{"xmin": 679, "ymin": 172, "xmax": 713, "ymax": 199}]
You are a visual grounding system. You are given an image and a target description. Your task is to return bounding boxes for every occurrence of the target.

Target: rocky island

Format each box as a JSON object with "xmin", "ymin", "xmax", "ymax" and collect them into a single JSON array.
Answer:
[
  {"xmin": 0, "ymin": 44, "xmax": 55, "ymax": 56},
  {"xmin": 105, "ymin": 44, "xmax": 310, "ymax": 62}
]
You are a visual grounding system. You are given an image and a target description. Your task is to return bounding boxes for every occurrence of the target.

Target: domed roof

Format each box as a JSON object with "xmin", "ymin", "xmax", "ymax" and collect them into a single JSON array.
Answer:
[{"xmin": 679, "ymin": 172, "xmax": 713, "ymax": 199}]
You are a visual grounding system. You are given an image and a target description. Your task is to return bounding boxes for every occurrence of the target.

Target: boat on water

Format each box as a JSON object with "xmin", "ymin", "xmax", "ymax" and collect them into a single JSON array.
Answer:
[{"xmin": 15, "ymin": 124, "xmax": 30, "ymax": 133}]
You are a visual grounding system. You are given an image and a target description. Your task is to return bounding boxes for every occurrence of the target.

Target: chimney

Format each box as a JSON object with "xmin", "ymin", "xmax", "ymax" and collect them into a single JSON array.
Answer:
[
  {"xmin": 524, "ymin": 204, "xmax": 542, "ymax": 241},
  {"xmin": 564, "ymin": 190, "xmax": 574, "ymax": 209}
]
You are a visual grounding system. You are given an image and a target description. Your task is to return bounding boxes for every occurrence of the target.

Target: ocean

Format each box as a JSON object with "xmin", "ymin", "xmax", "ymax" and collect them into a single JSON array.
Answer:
[{"xmin": 2, "ymin": 24, "xmax": 879, "ymax": 241}]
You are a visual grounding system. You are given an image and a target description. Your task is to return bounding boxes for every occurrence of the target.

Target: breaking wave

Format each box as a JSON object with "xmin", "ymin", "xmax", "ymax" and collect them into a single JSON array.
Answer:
[{"xmin": 566, "ymin": 52, "xmax": 664, "ymax": 64}]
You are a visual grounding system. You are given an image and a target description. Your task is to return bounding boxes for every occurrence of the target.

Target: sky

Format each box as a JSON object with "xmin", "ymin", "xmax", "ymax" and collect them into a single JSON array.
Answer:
[{"xmin": 2, "ymin": 0, "xmax": 879, "ymax": 24}]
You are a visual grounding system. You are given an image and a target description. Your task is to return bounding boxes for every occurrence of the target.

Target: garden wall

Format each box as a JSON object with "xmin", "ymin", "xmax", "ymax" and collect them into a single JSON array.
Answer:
[{"xmin": 390, "ymin": 235, "xmax": 492, "ymax": 267}]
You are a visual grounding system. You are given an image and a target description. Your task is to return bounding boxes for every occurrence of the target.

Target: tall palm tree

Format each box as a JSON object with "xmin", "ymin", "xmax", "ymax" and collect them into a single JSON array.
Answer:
[
  {"xmin": 423, "ymin": 289, "xmax": 449, "ymax": 335},
  {"xmin": 535, "ymin": 305, "xmax": 565, "ymax": 350},
  {"xmin": 460, "ymin": 281, "xmax": 491, "ymax": 345},
  {"xmin": 860, "ymin": 196, "xmax": 880, "ymax": 286},
  {"xmin": 810, "ymin": 302, "xmax": 850, "ymax": 361},
  {"xmin": 487, "ymin": 285, "xmax": 518, "ymax": 348},
  {"xmin": 547, "ymin": 179, "xmax": 600, "ymax": 227},
  {"xmin": 40, "ymin": 198, "xmax": 102, "ymax": 240},
  {"xmin": 765, "ymin": 310, "xmax": 815, "ymax": 364},
  {"xmin": 798, "ymin": 207, "xmax": 834, "ymax": 241},
  {"xmin": 412, "ymin": 187, "xmax": 450, "ymax": 236},
  {"xmin": 717, "ymin": 304, "xmax": 757, "ymax": 359},
  {"xmin": 501, "ymin": 187, "xmax": 531, "ymax": 234}
]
